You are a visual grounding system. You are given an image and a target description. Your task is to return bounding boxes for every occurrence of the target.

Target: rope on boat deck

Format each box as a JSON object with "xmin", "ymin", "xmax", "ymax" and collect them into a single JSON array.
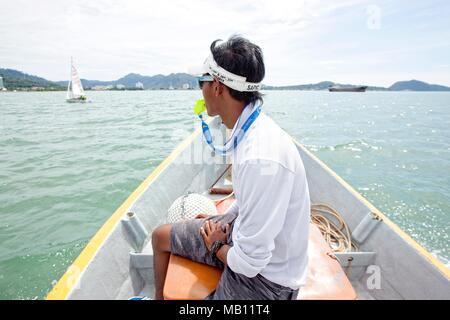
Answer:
[{"xmin": 311, "ymin": 203, "xmax": 358, "ymax": 252}]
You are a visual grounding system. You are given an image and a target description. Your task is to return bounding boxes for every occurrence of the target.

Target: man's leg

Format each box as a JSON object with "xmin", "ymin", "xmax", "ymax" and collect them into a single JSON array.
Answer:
[
  {"xmin": 207, "ymin": 266, "xmax": 299, "ymax": 300},
  {"xmin": 151, "ymin": 224, "xmax": 172, "ymax": 300},
  {"xmin": 151, "ymin": 213, "xmax": 236, "ymax": 300}
]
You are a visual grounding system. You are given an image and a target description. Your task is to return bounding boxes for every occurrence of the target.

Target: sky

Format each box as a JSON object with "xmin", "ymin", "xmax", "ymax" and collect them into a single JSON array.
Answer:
[{"xmin": 0, "ymin": 0, "xmax": 449, "ymax": 87}]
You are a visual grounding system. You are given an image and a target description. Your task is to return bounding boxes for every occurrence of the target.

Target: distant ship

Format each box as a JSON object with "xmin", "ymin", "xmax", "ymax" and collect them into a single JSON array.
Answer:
[{"xmin": 329, "ymin": 85, "xmax": 368, "ymax": 92}]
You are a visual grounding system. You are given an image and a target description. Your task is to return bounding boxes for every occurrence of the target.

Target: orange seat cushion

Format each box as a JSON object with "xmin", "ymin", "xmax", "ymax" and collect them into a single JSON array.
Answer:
[
  {"xmin": 164, "ymin": 254, "xmax": 223, "ymax": 300},
  {"xmin": 163, "ymin": 199, "xmax": 357, "ymax": 300},
  {"xmin": 297, "ymin": 224, "xmax": 357, "ymax": 300}
]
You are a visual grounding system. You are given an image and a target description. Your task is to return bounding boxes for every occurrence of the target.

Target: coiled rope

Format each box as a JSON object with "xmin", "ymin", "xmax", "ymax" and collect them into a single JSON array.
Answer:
[{"xmin": 311, "ymin": 203, "xmax": 357, "ymax": 252}]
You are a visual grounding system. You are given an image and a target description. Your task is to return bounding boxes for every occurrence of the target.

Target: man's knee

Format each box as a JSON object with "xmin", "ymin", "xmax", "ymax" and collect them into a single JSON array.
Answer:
[{"xmin": 152, "ymin": 224, "xmax": 172, "ymax": 252}]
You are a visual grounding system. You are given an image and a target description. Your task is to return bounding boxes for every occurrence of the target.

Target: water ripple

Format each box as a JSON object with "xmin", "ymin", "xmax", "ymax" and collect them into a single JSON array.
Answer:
[{"xmin": 1, "ymin": 90, "xmax": 449, "ymax": 299}]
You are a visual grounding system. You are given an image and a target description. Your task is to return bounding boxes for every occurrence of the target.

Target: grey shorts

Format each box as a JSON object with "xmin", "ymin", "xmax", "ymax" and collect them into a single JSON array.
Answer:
[{"xmin": 170, "ymin": 213, "xmax": 299, "ymax": 300}]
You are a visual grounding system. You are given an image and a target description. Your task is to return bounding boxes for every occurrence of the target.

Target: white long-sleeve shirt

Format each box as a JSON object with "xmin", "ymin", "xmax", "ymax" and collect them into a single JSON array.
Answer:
[{"xmin": 225, "ymin": 103, "xmax": 310, "ymax": 290}]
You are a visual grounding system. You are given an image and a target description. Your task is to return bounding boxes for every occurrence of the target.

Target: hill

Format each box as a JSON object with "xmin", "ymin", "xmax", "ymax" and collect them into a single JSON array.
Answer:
[
  {"xmin": 389, "ymin": 80, "xmax": 450, "ymax": 91},
  {"xmin": 56, "ymin": 73, "xmax": 198, "ymax": 90},
  {"xmin": 0, "ymin": 68, "xmax": 64, "ymax": 90}
]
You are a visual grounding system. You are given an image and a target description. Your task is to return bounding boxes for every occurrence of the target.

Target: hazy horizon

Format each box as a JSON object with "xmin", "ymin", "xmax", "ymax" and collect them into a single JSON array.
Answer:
[
  {"xmin": 3, "ymin": 65, "xmax": 447, "ymax": 89},
  {"xmin": 1, "ymin": 0, "xmax": 449, "ymax": 87}
]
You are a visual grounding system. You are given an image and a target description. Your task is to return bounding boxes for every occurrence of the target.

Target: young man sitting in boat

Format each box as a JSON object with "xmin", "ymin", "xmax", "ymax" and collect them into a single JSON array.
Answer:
[{"xmin": 151, "ymin": 35, "xmax": 311, "ymax": 300}]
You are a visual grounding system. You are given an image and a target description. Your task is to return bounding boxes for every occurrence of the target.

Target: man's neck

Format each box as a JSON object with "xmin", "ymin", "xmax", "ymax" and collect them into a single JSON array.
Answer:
[{"xmin": 220, "ymin": 101, "xmax": 246, "ymax": 129}]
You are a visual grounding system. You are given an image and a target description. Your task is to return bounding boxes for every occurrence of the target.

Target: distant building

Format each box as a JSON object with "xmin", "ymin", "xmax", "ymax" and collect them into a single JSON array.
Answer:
[
  {"xmin": 0, "ymin": 76, "xmax": 4, "ymax": 89},
  {"xmin": 135, "ymin": 82, "xmax": 144, "ymax": 89},
  {"xmin": 92, "ymin": 85, "xmax": 111, "ymax": 91},
  {"xmin": 116, "ymin": 84, "xmax": 125, "ymax": 90},
  {"xmin": 182, "ymin": 83, "xmax": 190, "ymax": 90}
]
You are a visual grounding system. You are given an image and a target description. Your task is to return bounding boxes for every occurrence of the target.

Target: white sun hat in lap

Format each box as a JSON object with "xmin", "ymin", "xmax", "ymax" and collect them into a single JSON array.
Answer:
[{"xmin": 167, "ymin": 193, "xmax": 218, "ymax": 223}]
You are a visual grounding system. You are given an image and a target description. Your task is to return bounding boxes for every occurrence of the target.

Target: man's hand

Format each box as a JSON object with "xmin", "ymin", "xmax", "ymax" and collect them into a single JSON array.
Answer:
[{"xmin": 200, "ymin": 220, "xmax": 230, "ymax": 251}]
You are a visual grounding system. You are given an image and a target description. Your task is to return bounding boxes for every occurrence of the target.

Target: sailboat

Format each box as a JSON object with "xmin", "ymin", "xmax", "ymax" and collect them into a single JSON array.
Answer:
[{"xmin": 66, "ymin": 57, "xmax": 87, "ymax": 103}]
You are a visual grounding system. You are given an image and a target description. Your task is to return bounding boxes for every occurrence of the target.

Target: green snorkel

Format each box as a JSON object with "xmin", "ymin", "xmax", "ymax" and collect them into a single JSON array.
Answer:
[{"xmin": 194, "ymin": 99, "xmax": 206, "ymax": 116}]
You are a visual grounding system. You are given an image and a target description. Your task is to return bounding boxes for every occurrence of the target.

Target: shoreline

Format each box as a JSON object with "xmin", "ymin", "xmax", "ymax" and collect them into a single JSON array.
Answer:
[{"xmin": 3, "ymin": 89, "xmax": 450, "ymax": 93}]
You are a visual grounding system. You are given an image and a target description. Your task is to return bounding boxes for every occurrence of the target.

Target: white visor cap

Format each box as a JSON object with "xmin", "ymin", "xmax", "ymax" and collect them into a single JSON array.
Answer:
[{"xmin": 188, "ymin": 53, "xmax": 262, "ymax": 92}]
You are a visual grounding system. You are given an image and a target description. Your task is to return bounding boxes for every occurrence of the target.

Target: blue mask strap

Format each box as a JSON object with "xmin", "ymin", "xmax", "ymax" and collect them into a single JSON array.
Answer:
[{"xmin": 199, "ymin": 105, "xmax": 261, "ymax": 155}]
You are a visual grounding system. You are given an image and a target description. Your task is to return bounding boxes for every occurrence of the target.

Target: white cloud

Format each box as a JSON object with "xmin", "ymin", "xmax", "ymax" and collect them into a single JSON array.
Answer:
[{"xmin": 0, "ymin": 0, "xmax": 449, "ymax": 86}]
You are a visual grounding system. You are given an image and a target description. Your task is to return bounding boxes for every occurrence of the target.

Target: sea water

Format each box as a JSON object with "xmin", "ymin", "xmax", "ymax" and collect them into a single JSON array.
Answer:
[{"xmin": 0, "ymin": 90, "xmax": 449, "ymax": 299}]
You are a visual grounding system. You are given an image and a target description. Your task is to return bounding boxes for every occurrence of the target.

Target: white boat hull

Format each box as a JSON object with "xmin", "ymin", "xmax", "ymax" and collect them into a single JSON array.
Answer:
[{"xmin": 66, "ymin": 98, "xmax": 87, "ymax": 103}]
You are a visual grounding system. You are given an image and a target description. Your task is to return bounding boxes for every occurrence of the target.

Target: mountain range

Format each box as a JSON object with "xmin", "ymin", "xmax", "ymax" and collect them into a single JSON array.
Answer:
[
  {"xmin": 1, "ymin": 67, "xmax": 450, "ymax": 92},
  {"xmin": 56, "ymin": 72, "xmax": 198, "ymax": 90}
]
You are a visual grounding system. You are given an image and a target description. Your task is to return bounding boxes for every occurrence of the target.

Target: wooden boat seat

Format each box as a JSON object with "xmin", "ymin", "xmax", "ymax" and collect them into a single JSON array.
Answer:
[{"xmin": 163, "ymin": 199, "xmax": 357, "ymax": 300}]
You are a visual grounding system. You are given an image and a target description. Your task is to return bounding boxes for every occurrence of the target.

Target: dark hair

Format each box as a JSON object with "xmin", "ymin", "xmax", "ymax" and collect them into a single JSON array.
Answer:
[{"xmin": 210, "ymin": 35, "xmax": 265, "ymax": 106}]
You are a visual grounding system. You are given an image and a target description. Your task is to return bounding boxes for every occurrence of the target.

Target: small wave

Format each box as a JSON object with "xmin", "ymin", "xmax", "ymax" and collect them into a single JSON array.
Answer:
[
  {"xmin": 2, "ymin": 137, "xmax": 37, "ymax": 147},
  {"xmin": 307, "ymin": 139, "xmax": 382, "ymax": 153}
]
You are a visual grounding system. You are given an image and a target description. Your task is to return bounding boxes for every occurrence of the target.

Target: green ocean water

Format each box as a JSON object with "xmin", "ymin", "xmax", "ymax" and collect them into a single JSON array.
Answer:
[{"xmin": 0, "ymin": 90, "xmax": 449, "ymax": 299}]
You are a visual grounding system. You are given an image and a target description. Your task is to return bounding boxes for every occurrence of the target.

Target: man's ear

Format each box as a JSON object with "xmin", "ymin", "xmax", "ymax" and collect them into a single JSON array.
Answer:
[{"xmin": 214, "ymin": 79, "xmax": 224, "ymax": 97}]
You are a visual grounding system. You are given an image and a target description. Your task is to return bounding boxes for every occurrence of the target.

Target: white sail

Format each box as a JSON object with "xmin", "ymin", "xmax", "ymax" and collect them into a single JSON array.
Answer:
[
  {"xmin": 67, "ymin": 58, "xmax": 85, "ymax": 100},
  {"xmin": 66, "ymin": 76, "xmax": 72, "ymax": 99}
]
